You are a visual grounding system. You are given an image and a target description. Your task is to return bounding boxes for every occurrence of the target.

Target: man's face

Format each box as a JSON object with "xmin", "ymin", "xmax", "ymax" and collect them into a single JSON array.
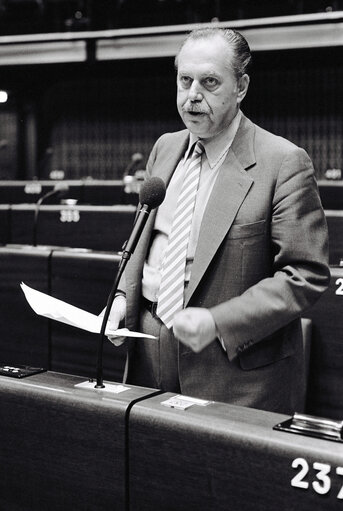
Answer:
[{"xmin": 176, "ymin": 35, "xmax": 248, "ymax": 139}]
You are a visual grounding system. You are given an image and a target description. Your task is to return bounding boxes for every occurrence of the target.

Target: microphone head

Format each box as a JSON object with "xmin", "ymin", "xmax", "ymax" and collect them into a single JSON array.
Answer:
[
  {"xmin": 53, "ymin": 182, "xmax": 70, "ymax": 199},
  {"xmin": 139, "ymin": 177, "xmax": 166, "ymax": 210},
  {"xmin": 53, "ymin": 182, "xmax": 69, "ymax": 193},
  {"xmin": 131, "ymin": 152, "xmax": 144, "ymax": 163}
]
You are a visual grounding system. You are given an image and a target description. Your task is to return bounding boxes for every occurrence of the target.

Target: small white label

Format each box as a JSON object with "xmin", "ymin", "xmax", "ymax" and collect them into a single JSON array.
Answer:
[
  {"xmin": 336, "ymin": 278, "xmax": 343, "ymax": 296},
  {"xmin": 24, "ymin": 182, "xmax": 42, "ymax": 194},
  {"xmin": 75, "ymin": 380, "xmax": 129, "ymax": 394},
  {"xmin": 291, "ymin": 457, "xmax": 343, "ymax": 499},
  {"xmin": 60, "ymin": 209, "xmax": 80, "ymax": 223},
  {"xmin": 161, "ymin": 394, "xmax": 212, "ymax": 410}
]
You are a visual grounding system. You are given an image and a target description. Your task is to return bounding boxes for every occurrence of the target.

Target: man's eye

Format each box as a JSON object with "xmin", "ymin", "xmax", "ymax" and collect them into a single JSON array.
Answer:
[
  {"xmin": 179, "ymin": 76, "xmax": 192, "ymax": 88},
  {"xmin": 204, "ymin": 77, "xmax": 219, "ymax": 89}
]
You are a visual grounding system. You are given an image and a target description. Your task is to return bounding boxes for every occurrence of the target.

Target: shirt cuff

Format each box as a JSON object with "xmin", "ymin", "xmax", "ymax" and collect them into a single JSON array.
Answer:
[
  {"xmin": 115, "ymin": 290, "xmax": 126, "ymax": 298},
  {"xmin": 218, "ymin": 335, "xmax": 227, "ymax": 352}
]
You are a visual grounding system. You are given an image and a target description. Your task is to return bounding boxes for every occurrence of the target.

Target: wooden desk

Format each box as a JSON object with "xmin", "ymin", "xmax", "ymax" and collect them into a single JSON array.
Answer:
[
  {"xmin": 0, "ymin": 204, "xmax": 10, "ymax": 244},
  {"xmin": 0, "ymin": 371, "xmax": 158, "ymax": 511},
  {"xmin": 0, "ymin": 180, "xmax": 83, "ymax": 204},
  {"xmin": 10, "ymin": 204, "xmax": 136, "ymax": 251},
  {"xmin": 325, "ymin": 211, "xmax": 343, "ymax": 265},
  {"xmin": 130, "ymin": 393, "xmax": 343, "ymax": 511},
  {"xmin": 318, "ymin": 180, "xmax": 343, "ymax": 210},
  {"xmin": 0, "ymin": 179, "xmax": 137, "ymax": 205},
  {"xmin": 304, "ymin": 266, "xmax": 343, "ymax": 419}
]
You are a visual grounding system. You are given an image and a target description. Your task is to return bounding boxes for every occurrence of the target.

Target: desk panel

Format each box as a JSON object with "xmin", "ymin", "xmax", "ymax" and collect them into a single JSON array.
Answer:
[
  {"xmin": 303, "ymin": 266, "xmax": 343, "ymax": 418},
  {"xmin": 130, "ymin": 394, "xmax": 343, "ymax": 511},
  {"xmin": 0, "ymin": 371, "xmax": 158, "ymax": 511},
  {"xmin": 318, "ymin": 181, "xmax": 343, "ymax": 210},
  {"xmin": 50, "ymin": 249, "xmax": 127, "ymax": 381},
  {"xmin": 82, "ymin": 179, "xmax": 138, "ymax": 205},
  {"xmin": 326, "ymin": 211, "xmax": 343, "ymax": 265},
  {"xmin": 10, "ymin": 204, "xmax": 136, "ymax": 251},
  {"xmin": 0, "ymin": 180, "xmax": 83, "ymax": 204},
  {"xmin": 0, "ymin": 180, "xmax": 139, "ymax": 205},
  {"xmin": 0, "ymin": 204, "xmax": 10, "ymax": 244},
  {"xmin": 0, "ymin": 245, "xmax": 51, "ymax": 367},
  {"xmin": 10, "ymin": 205, "xmax": 35, "ymax": 244}
]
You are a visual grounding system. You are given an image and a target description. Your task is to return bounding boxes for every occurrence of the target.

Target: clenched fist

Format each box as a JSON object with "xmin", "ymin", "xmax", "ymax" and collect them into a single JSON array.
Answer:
[{"xmin": 173, "ymin": 307, "xmax": 217, "ymax": 352}]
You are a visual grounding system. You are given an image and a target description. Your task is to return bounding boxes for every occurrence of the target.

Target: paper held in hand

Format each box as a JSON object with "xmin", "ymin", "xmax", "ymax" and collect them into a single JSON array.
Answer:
[{"xmin": 20, "ymin": 282, "xmax": 156, "ymax": 339}]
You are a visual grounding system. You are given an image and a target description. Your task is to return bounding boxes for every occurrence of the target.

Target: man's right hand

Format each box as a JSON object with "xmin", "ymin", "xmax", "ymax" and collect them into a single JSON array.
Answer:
[{"xmin": 99, "ymin": 295, "xmax": 127, "ymax": 346}]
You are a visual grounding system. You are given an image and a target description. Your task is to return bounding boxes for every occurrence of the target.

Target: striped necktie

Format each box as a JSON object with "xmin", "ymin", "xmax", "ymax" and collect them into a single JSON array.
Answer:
[{"xmin": 156, "ymin": 141, "xmax": 204, "ymax": 329}]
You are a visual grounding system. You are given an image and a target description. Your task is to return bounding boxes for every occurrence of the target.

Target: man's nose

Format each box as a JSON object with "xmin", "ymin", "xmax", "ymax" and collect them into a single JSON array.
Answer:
[{"xmin": 188, "ymin": 81, "xmax": 203, "ymax": 101}]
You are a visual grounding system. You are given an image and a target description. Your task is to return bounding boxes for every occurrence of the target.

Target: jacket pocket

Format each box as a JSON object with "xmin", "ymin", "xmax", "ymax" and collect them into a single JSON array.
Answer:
[
  {"xmin": 238, "ymin": 323, "xmax": 298, "ymax": 370},
  {"xmin": 228, "ymin": 219, "xmax": 266, "ymax": 239}
]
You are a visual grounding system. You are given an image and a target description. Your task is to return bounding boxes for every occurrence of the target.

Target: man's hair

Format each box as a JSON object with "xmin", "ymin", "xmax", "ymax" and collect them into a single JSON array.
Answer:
[{"xmin": 175, "ymin": 27, "xmax": 252, "ymax": 79}]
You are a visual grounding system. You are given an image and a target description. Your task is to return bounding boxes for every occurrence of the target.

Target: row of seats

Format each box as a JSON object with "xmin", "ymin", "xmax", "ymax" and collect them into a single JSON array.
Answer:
[
  {"xmin": 1, "ymin": 370, "xmax": 341, "ymax": 511},
  {"xmin": 0, "ymin": 180, "xmax": 139, "ymax": 205},
  {"xmin": 0, "ymin": 204, "xmax": 136, "ymax": 252},
  {"xmin": 0, "ymin": 204, "xmax": 341, "ymax": 263},
  {"xmin": 0, "ymin": 179, "xmax": 341, "ymax": 208},
  {"xmin": 0, "ymin": 244, "xmax": 342, "ymax": 419}
]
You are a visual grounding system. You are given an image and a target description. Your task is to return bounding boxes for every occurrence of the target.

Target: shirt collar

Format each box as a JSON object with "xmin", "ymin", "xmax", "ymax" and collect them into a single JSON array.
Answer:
[{"xmin": 187, "ymin": 109, "xmax": 242, "ymax": 169}]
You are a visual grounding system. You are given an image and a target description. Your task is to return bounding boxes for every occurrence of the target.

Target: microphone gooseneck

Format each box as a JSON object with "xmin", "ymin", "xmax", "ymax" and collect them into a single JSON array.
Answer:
[
  {"xmin": 33, "ymin": 183, "xmax": 70, "ymax": 246},
  {"xmin": 122, "ymin": 152, "xmax": 144, "ymax": 178},
  {"xmin": 95, "ymin": 177, "xmax": 166, "ymax": 388}
]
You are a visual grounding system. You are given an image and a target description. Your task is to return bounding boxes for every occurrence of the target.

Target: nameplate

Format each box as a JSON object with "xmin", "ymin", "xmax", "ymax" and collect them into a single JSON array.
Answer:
[
  {"xmin": 161, "ymin": 394, "xmax": 212, "ymax": 410},
  {"xmin": 24, "ymin": 182, "xmax": 42, "ymax": 194}
]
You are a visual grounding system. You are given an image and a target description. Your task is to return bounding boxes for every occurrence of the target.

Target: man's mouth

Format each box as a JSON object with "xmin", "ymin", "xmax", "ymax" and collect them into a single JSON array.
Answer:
[{"xmin": 185, "ymin": 110, "xmax": 206, "ymax": 116}]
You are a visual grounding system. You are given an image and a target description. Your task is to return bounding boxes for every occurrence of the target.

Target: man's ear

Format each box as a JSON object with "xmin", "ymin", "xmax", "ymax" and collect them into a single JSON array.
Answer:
[{"xmin": 237, "ymin": 74, "xmax": 250, "ymax": 104}]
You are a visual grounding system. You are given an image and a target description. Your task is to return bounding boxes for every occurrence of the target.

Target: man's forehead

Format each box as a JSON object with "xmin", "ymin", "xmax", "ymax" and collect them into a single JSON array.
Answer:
[
  {"xmin": 180, "ymin": 34, "xmax": 230, "ymax": 53},
  {"xmin": 177, "ymin": 36, "xmax": 234, "ymax": 72}
]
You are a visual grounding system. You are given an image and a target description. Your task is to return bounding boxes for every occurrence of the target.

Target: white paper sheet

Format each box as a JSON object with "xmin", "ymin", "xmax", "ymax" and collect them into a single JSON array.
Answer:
[{"xmin": 20, "ymin": 282, "xmax": 156, "ymax": 339}]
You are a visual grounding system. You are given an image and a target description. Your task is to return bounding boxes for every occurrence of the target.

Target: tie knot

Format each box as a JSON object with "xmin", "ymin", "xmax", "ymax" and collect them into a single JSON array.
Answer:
[{"xmin": 194, "ymin": 141, "xmax": 204, "ymax": 155}]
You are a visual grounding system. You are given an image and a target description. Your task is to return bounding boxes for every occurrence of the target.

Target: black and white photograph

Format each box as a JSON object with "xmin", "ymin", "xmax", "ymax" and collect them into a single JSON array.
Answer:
[{"xmin": 0, "ymin": 1, "xmax": 342, "ymax": 509}]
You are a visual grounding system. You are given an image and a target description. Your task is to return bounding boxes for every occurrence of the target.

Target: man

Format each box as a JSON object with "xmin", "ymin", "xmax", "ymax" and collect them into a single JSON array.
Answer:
[{"xmin": 106, "ymin": 27, "xmax": 329, "ymax": 413}]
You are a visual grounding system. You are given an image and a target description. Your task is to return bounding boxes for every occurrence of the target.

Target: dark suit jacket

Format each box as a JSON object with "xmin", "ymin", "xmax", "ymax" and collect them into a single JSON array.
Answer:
[{"xmin": 121, "ymin": 114, "xmax": 330, "ymax": 412}]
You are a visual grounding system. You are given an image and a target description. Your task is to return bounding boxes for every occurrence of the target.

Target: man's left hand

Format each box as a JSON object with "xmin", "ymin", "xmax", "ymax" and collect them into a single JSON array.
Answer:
[{"xmin": 173, "ymin": 307, "xmax": 217, "ymax": 352}]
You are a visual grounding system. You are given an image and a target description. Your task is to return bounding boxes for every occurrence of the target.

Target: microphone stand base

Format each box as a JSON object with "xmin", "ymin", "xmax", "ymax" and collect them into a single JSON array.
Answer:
[{"xmin": 75, "ymin": 380, "xmax": 130, "ymax": 395}]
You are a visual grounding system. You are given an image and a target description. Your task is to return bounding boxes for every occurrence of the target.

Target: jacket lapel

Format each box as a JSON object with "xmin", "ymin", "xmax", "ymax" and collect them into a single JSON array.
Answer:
[
  {"xmin": 185, "ymin": 115, "xmax": 256, "ymax": 306},
  {"xmin": 151, "ymin": 130, "xmax": 190, "ymax": 184}
]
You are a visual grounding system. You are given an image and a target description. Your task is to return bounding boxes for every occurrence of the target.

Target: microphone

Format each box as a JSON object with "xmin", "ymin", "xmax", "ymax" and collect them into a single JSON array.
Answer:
[
  {"xmin": 122, "ymin": 176, "xmax": 166, "ymax": 259},
  {"xmin": 95, "ymin": 176, "xmax": 166, "ymax": 388},
  {"xmin": 33, "ymin": 182, "xmax": 70, "ymax": 246},
  {"xmin": 122, "ymin": 152, "xmax": 144, "ymax": 178}
]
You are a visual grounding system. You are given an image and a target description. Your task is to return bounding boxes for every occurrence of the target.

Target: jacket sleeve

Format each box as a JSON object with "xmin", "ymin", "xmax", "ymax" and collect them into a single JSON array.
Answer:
[{"xmin": 210, "ymin": 147, "xmax": 330, "ymax": 361}]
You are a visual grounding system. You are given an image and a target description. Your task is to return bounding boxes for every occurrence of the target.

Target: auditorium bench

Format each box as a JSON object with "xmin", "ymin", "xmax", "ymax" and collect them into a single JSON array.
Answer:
[
  {"xmin": 318, "ymin": 180, "xmax": 343, "ymax": 210},
  {"xmin": 0, "ymin": 179, "xmax": 138, "ymax": 205},
  {"xmin": 0, "ymin": 204, "xmax": 10, "ymax": 245},
  {"xmin": 303, "ymin": 266, "xmax": 343, "ymax": 419},
  {"xmin": 9, "ymin": 204, "xmax": 136, "ymax": 251},
  {"xmin": 0, "ymin": 245, "xmax": 127, "ymax": 382},
  {"xmin": 0, "ymin": 372, "xmax": 342, "ymax": 511},
  {"xmin": 325, "ymin": 210, "xmax": 343, "ymax": 265}
]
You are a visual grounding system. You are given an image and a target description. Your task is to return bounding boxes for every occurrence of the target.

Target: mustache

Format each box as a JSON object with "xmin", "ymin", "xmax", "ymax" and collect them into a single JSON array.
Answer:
[{"xmin": 182, "ymin": 101, "xmax": 210, "ymax": 114}]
